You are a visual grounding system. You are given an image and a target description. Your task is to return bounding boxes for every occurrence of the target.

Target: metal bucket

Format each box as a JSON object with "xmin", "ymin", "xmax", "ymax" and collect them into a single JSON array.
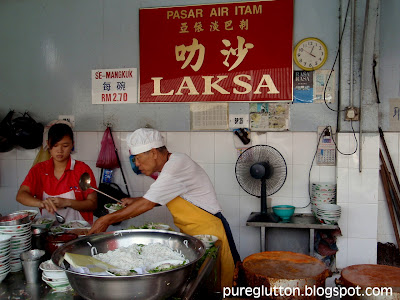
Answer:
[
  {"xmin": 238, "ymin": 251, "xmax": 331, "ymax": 300},
  {"xmin": 52, "ymin": 229, "xmax": 205, "ymax": 300},
  {"xmin": 336, "ymin": 264, "xmax": 400, "ymax": 299}
]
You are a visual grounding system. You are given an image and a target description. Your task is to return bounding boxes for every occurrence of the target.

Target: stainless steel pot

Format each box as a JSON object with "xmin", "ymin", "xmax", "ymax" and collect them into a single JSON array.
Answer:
[{"xmin": 52, "ymin": 230, "xmax": 205, "ymax": 300}]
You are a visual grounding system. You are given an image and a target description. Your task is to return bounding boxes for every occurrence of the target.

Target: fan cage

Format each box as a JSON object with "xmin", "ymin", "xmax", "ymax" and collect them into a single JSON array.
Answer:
[{"xmin": 235, "ymin": 145, "xmax": 287, "ymax": 197}]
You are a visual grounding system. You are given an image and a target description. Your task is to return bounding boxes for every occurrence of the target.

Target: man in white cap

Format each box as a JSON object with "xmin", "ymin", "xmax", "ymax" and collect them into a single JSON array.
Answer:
[{"xmin": 89, "ymin": 128, "xmax": 240, "ymax": 288}]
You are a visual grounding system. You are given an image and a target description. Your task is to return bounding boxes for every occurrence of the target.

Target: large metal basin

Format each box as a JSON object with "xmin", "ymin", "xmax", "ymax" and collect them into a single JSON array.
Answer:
[{"xmin": 52, "ymin": 230, "xmax": 205, "ymax": 300}]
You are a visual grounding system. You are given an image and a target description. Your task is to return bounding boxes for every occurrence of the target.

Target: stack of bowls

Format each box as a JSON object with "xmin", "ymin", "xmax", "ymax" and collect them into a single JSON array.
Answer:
[
  {"xmin": 0, "ymin": 213, "xmax": 32, "ymax": 272},
  {"xmin": 15, "ymin": 209, "xmax": 38, "ymax": 222},
  {"xmin": 311, "ymin": 182, "xmax": 337, "ymax": 215},
  {"xmin": 40, "ymin": 259, "xmax": 71, "ymax": 291},
  {"xmin": 314, "ymin": 203, "xmax": 341, "ymax": 225},
  {"xmin": 0, "ymin": 234, "xmax": 12, "ymax": 283}
]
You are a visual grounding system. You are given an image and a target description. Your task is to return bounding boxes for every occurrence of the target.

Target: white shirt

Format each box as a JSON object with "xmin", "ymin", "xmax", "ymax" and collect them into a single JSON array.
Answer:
[{"xmin": 143, "ymin": 153, "xmax": 222, "ymax": 214}]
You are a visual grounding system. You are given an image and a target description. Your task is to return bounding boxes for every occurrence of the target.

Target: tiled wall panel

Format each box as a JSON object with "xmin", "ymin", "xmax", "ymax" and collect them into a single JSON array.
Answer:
[{"xmin": 0, "ymin": 130, "xmax": 384, "ymax": 267}]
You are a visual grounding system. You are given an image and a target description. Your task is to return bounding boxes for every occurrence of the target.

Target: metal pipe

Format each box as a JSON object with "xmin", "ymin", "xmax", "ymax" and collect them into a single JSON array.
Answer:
[{"xmin": 350, "ymin": 0, "xmax": 355, "ymax": 108}]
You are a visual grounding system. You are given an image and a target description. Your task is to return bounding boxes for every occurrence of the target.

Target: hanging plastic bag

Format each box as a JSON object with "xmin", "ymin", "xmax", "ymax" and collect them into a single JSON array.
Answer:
[
  {"xmin": 12, "ymin": 112, "xmax": 44, "ymax": 149},
  {"xmin": 96, "ymin": 127, "xmax": 119, "ymax": 169},
  {"xmin": 0, "ymin": 110, "xmax": 15, "ymax": 152},
  {"xmin": 32, "ymin": 145, "xmax": 51, "ymax": 167}
]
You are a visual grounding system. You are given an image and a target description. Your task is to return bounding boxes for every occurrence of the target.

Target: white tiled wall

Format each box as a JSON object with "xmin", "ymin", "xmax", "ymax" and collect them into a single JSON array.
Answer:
[
  {"xmin": 336, "ymin": 133, "xmax": 379, "ymax": 269},
  {"xmin": 0, "ymin": 130, "xmax": 384, "ymax": 267}
]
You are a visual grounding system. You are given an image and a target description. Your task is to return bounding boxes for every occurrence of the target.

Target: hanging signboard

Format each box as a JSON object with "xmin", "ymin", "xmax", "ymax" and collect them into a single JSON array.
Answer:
[
  {"xmin": 92, "ymin": 68, "xmax": 137, "ymax": 104},
  {"xmin": 139, "ymin": 0, "xmax": 293, "ymax": 103}
]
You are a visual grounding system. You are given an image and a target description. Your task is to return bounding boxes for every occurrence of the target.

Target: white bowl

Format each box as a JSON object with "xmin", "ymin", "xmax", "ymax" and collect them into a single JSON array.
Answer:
[
  {"xmin": 194, "ymin": 234, "xmax": 218, "ymax": 249},
  {"xmin": 0, "ymin": 260, "xmax": 9, "ymax": 269},
  {"xmin": 0, "ymin": 253, "xmax": 11, "ymax": 263},
  {"xmin": 42, "ymin": 275, "xmax": 70, "ymax": 289},
  {"xmin": 0, "ymin": 271, "xmax": 9, "ymax": 283},
  {"xmin": 60, "ymin": 220, "xmax": 90, "ymax": 231},
  {"xmin": 316, "ymin": 203, "xmax": 341, "ymax": 211},
  {"xmin": 32, "ymin": 218, "xmax": 54, "ymax": 229},
  {"xmin": 0, "ymin": 243, "xmax": 10, "ymax": 251},
  {"xmin": 40, "ymin": 260, "xmax": 68, "ymax": 280},
  {"xmin": 0, "ymin": 228, "xmax": 31, "ymax": 234},
  {"xmin": 42, "ymin": 272, "xmax": 68, "ymax": 282},
  {"xmin": 317, "ymin": 217, "xmax": 340, "ymax": 225},
  {"xmin": 0, "ymin": 265, "xmax": 10, "ymax": 274},
  {"xmin": 0, "ymin": 235, "xmax": 13, "ymax": 243},
  {"xmin": 142, "ymin": 223, "xmax": 171, "ymax": 230},
  {"xmin": 14, "ymin": 210, "xmax": 38, "ymax": 221},
  {"xmin": 104, "ymin": 203, "xmax": 124, "ymax": 214}
]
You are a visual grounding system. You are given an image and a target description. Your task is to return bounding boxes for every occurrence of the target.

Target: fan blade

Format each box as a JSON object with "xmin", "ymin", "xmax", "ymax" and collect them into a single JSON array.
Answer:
[{"xmin": 235, "ymin": 145, "xmax": 287, "ymax": 197}]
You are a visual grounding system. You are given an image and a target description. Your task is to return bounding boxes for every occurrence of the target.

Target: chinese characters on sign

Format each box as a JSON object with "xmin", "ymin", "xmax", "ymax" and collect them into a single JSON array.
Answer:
[
  {"xmin": 140, "ymin": 0, "xmax": 293, "ymax": 103},
  {"xmin": 229, "ymin": 114, "xmax": 250, "ymax": 129},
  {"xmin": 92, "ymin": 68, "xmax": 137, "ymax": 104},
  {"xmin": 390, "ymin": 98, "xmax": 400, "ymax": 131}
]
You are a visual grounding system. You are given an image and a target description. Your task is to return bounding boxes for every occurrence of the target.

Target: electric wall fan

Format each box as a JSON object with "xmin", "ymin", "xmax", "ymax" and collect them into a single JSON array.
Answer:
[{"xmin": 235, "ymin": 145, "xmax": 287, "ymax": 222}]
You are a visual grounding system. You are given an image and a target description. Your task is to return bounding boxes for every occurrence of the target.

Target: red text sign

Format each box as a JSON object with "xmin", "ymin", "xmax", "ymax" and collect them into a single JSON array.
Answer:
[{"xmin": 139, "ymin": 0, "xmax": 293, "ymax": 103}]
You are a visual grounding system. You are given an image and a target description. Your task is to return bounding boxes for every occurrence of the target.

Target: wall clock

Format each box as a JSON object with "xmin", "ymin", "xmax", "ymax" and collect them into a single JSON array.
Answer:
[{"xmin": 293, "ymin": 37, "xmax": 328, "ymax": 71}]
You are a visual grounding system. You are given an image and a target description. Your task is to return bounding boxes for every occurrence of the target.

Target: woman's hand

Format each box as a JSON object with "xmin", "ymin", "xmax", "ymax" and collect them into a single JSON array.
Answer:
[
  {"xmin": 41, "ymin": 198, "xmax": 58, "ymax": 214},
  {"xmin": 46, "ymin": 197, "xmax": 71, "ymax": 209}
]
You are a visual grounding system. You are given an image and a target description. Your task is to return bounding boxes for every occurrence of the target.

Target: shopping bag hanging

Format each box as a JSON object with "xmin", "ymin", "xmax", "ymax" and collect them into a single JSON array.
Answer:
[{"xmin": 96, "ymin": 127, "xmax": 119, "ymax": 169}]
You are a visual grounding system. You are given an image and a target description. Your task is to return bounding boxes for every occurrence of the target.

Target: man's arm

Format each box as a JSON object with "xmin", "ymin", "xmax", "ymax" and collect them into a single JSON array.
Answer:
[{"xmin": 88, "ymin": 197, "xmax": 157, "ymax": 234}]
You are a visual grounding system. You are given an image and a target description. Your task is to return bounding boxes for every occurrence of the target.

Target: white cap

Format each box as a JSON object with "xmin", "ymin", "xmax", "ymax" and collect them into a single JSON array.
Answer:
[
  {"xmin": 127, "ymin": 128, "xmax": 165, "ymax": 155},
  {"xmin": 43, "ymin": 120, "xmax": 73, "ymax": 150}
]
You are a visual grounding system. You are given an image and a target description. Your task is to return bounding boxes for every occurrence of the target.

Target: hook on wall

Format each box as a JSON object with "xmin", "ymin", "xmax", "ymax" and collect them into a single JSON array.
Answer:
[{"xmin": 103, "ymin": 121, "xmax": 113, "ymax": 128}]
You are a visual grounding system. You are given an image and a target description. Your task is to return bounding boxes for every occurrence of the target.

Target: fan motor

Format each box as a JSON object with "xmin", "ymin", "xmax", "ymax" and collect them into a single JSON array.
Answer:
[{"xmin": 250, "ymin": 162, "xmax": 273, "ymax": 180}]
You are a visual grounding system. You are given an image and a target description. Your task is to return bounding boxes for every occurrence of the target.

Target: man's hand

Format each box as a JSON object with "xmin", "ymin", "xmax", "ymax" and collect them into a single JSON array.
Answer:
[
  {"xmin": 88, "ymin": 197, "xmax": 157, "ymax": 235},
  {"xmin": 88, "ymin": 216, "xmax": 111, "ymax": 234},
  {"xmin": 121, "ymin": 198, "xmax": 135, "ymax": 206}
]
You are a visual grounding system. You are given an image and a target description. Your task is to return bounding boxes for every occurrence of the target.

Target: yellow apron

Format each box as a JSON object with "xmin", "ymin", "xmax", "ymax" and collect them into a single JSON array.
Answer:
[{"xmin": 166, "ymin": 196, "xmax": 235, "ymax": 289}]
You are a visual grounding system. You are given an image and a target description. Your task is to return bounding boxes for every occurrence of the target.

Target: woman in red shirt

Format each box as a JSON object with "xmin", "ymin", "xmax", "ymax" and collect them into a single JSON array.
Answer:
[{"xmin": 16, "ymin": 123, "xmax": 97, "ymax": 224}]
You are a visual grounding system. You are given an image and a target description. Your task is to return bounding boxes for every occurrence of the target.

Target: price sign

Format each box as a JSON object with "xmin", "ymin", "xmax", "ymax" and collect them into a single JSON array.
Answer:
[{"xmin": 92, "ymin": 68, "xmax": 138, "ymax": 104}]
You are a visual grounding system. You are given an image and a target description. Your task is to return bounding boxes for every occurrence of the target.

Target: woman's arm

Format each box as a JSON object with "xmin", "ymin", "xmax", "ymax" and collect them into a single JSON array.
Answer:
[
  {"xmin": 47, "ymin": 192, "xmax": 97, "ymax": 212},
  {"xmin": 16, "ymin": 185, "xmax": 43, "ymax": 208},
  {"xmin": 16, "ymin": 185, "xmax": 58, "ymax": 213}
]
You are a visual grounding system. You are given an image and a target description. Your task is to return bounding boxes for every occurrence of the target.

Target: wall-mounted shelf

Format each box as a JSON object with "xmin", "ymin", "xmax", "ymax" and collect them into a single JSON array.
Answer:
[{"xmin": 246, "ymin": 213, "xmax": 339, "ymax": 256}]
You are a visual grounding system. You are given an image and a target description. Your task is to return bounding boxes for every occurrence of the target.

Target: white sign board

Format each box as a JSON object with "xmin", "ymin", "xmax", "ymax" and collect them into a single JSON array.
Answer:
[
  {"xmin": 92, "ymin": 68, "xmax": 137, "ymax": 104},
  {"xmin": 229, "ymin": 114, "xmax": 250, "ymax": 129}
]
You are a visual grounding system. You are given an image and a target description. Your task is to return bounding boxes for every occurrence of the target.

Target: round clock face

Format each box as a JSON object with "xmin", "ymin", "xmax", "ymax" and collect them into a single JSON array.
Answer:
[{"xmin": 293, "ymin": 38, "xmax": 328, "ymax": 71}]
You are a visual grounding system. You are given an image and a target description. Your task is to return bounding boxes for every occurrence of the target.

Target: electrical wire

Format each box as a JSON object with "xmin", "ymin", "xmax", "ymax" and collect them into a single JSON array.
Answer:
[
  {"xmin": 328, "ymin": 122, "xmax": 358, "ymax": 156},
  {"xmin": 323, "ymin": 0, "xmax": 351, "ymax": 113},
  {"xmin": 298, "ymin": 122, "xmax": 359, "ymax": 209},
  {"xmin": 295, "ymin": 0, "xmax": 360, "ymax": 211},
  {"xmin": 323, "ymin": 0, "xmax": 359, "ymax": 157},
  {"xmin": 373, "ymin": 59, "xmax": 380, "ymax": 104},
  {"xmin": 297, "ymin": 128, "xmax": 327, "ymax": 209}
]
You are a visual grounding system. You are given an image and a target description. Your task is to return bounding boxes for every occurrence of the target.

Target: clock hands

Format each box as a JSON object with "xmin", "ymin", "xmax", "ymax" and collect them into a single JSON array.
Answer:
[
  {"xmin": 303, "ymin": 49, "xmax": 316, "ymax": 58},
  {"xmin": 294, "ymin": 38, "xmax": 327, "ymax": 71}
]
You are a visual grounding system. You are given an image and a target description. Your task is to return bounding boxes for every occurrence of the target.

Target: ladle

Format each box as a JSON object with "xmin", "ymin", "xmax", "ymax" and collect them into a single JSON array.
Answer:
[
  {"xmin": 79, "ymin": 172, "xmax": 123, "ymax": 204},
  {"xmin": 55, "ymin": 211, "xmax": 65, "ymax": 224}
]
